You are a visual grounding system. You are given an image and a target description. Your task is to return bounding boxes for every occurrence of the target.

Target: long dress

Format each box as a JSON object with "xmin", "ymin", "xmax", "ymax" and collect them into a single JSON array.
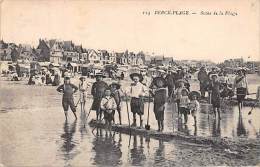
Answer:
[
  {"xmin": 91, "ymin": 81, "xmax": 108, "ymax": 111},
  {"xmin": 152, "ymin": 88, "xmax": 167, "ymax": 121}
]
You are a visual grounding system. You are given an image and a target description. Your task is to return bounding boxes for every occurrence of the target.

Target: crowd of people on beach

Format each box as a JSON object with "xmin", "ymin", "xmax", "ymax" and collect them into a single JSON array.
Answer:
[
  {"xmin": 55, "ymin": 66, "xmax": 253, "ymax": 132},
  {"xmin": 28, "ymin": 69, "xmax": 61, "ymax": 86}
]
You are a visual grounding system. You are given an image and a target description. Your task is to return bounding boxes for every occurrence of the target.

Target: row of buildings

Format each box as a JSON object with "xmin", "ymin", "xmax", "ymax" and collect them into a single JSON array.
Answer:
[
  {"xmin": 0, "ymin": 38, "xmax": 222, "ymax": 75},
  {"xmin": 0, "ymin": 39, "xmax": 176, "ymax": 67}
]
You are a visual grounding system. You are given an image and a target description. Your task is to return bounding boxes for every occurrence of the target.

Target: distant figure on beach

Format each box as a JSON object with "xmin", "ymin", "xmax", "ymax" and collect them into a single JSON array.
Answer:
[
  {"xmin": 28, "ymin": 74, "xmax": 35, "ymax": 85},
  {"xmin": 79, "ymin": 76, "xmax": 90, "ymax": 112},
  {"xmin": 120, "ymin": 72, "xmax": 124, "ymax": 80},
  {"xmin": 165, "ymin": 70, "xmax": 176, "ymax": 99},
  {"xmin": 220, "ymin": 71, "xmax": 234, "ymax": 99},
  {"xmin": 174, "ymin": 67, "xmax": 185, "ymax": 86},
  {"xmin": 45, "ymin": 71, "xmax": 52, "ymax": 85},
  {"xmin": 56, "ymin": 76, "xmax": 78, "ymax": 120},
  {"xmin": 198, "ymin": 66, "xmax": 209, "ymax": 99},
  {"xmin": 91, "ymin": 73, "xmax": 108, "ymax": 122},
  {"xmin": 233, "ymin": 69, "xmax": 249, "ymax": 109},
  {"xmin": 52, "ymin": 71, "xmax": 61, "ymax": 86},
  {"xmin": 126, "ymin": 73, "xmax": 148, "ymax": 128},
  {"xmin": 149, "ymin": 77, "xmax": 167, "ymax": 131}
]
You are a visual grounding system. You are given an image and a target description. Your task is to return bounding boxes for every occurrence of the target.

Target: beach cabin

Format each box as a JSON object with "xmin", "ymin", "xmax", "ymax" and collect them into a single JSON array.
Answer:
[{"xmin": 66, "ymin": 62, "xmax": 78, "ymax": 73}]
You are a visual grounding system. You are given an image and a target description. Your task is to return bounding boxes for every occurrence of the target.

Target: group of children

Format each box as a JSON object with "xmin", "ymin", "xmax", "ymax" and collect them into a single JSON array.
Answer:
[
  {"xmin": 57, "ymin": 71, "xmax": 232, "ymax": 132},
  {"xmin": 174, "ymin": 79, "xmax": 200, "ymax": 125}
]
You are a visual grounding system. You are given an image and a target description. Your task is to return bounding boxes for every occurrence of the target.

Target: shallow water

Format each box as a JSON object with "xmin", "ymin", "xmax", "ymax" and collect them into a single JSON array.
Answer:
[{"xmin": 0, "ymin": 79, "xmax": 259, "ymax": 166}]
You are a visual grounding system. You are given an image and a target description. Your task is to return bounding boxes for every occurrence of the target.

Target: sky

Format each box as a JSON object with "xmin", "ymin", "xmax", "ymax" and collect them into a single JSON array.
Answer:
[{"xmin": 0, "ymin": 0, "xmax": 259, "ymax": 63}]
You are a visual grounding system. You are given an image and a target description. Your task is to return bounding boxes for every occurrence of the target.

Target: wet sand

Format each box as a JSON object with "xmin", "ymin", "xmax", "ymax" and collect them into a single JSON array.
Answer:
[{"xmin": 0, "ymin": 75, "xmax": 260, "ymax": 166}]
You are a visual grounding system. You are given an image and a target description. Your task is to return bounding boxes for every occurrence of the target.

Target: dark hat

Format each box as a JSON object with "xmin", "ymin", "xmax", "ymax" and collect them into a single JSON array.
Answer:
[
  {"xmin": 176, "ymin": 79, "xmax": 187, "ymax": 84},
  {"xmin": 237, "ymin": 68, "xmax": 246, "ymax": 73},
  {"xmin": 181, "ymin": 88, "xmax": 189, "ymax": 95},
  {"xmin": 152, "ymin": 77, "xmax": 167, "ymax": 88},
  {"xmin": 109, "ymin": 82, "xmax": 121, "ymax": 89},
  {"xmin": 189, "ymin": 91, "xmax": 201, "ymax": 100},
  {"xmin": 210, "ymin": 73, "xmax": 218, "ymax": 79},
  {"xmin": 79, "ymin": 76, "xmax": 86, "ymax": 81},
  {"xmin": 64, "ymin": 76, "xmax": 70, "ymax": 80},
  {"xmin": 130, "ymin": 73, "xmax": 143, "ymax": 82}
]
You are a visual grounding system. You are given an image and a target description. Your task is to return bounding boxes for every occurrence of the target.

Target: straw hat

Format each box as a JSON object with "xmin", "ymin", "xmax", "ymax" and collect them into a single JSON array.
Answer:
[
  {"xmin": 64, "ymin": 72, "xmax": 69, "ymax": 78},
  {"xmin": 130, "ymin": 73, "xmax": 143, "ymax": 82},
  {"xmin": 95, "ymin": 73, "xmax": 105, "ymax": 78},
  {"xmin": 109, "ymin": 82, "xmax": 121, "ymax": 89},
  {"xmin": 152, "ymin": 77, "xmax": 167, "ymax": 88}
]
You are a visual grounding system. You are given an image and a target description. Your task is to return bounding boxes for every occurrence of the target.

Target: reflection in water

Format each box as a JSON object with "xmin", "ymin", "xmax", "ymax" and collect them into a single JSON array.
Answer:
[
  {"xmin": 237, "ymin": 111, "xmax": 247, "ymax": 137},
  {"xmin": 60, "ymin": 120, "xmax": 77, "ymax": 161},
  {"xmin": 79, "ymin": 111, "xmax": 88, "ymax": 140},
  {"xmin": 212, "ymin": 119, "xmax": 221, "ymax": 137},
  {"xmin": 130, "ymin": 135, "xmax": 146, "ymax": 166},
  {"xmin": 92, "ymin": 129, "xmax": 122, "ymax": 166},
  {"xmin": 177, "ymin": 118, "xmax": 190, "ymax": 135},
  {"xmin": 154, "ymin": 139, "xmax": 165, "ymax": 164}
]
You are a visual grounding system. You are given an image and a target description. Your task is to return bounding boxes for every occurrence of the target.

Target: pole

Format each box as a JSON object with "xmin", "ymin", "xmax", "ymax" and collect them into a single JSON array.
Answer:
[
  {"xmin": 125, "ymin": 93, "xmax": 131, "ymax": 128},
  {"xmin": 145, "ymin": 91, "xmax": 151, "ymax": 130}
]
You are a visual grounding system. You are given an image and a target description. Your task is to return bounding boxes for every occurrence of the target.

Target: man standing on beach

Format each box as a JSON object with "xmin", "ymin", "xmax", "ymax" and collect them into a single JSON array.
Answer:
[{"xmin": 57, "ymin": 76, "xmax": 78, "ymax": 120}]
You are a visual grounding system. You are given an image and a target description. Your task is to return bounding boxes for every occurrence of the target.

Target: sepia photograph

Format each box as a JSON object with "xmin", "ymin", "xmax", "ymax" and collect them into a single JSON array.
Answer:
[{"xmin": 0, "ymin": 0, "xmax": 259, "ymax": 166}]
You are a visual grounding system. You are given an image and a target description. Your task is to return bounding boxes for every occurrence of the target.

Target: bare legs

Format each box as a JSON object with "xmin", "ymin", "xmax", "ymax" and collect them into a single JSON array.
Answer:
[{"xmin": 131, "ymin": 113, "xmax": 143, "ymax": 128}]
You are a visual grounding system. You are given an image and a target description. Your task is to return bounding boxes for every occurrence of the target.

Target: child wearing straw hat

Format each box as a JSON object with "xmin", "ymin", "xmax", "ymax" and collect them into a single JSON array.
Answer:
[
  {"xmin": 189, "ymin": 91, "xmax": 200, "ymax": 125},
  {"xmin": 109, "ymin": 82, "xmax": 122, "ymax": 125},
  {"xmin": 100, "ymin": 89, "xmax": 117, "ymax": 129},
  {"xmin": 79, "ymin": 76, "xmax": 90, "ymax": 111},
  {"xmin": 149, "ymin": 77, "xmax": 167, "ymax": 131},
  {"xmin": 179, "ymin": 88, "xmax": 190, "ymax": 124},
  {"xmin": 126, "ymin": 73, "xmax": 148, "ymax": 128},
  {"xmin": 174, "ymin": 79, "xmax": 189, "ymax": 116}
]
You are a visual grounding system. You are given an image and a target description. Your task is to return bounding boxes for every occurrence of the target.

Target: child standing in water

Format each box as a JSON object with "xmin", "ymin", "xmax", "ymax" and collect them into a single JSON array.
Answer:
[
  {"xmin": 189, "ymin": 91, "xmax": 200, "ymax": 125},
  {"xmin": 79, "ymin": 76, "xmax": 90, "ymax": 112},
  {"xmin": 149, "ymin": 77, "xmax": 167, "ymax": 131},
  {"xmin": 109, "ymin": 82, "xmax": 122, "ymax": 125},
  {"xmin": 100, "ymin": 89, "xmax": 117, "ymax": 129},
  {"xmin": 208, "ymin": 74, "xmax": 221, "ymax": 119},
  {"xmin": 175, "ymin": 79, "xmax": 189, "ymax": 116},
  {"xmin": 179, "ymin": 89, "xmax": 190, "ymax": 124}
]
